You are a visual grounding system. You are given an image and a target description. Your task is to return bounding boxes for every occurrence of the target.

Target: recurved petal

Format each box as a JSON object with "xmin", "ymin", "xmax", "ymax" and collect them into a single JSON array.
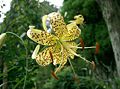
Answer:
[
  {"xmin": 27, "ymin": 27, "xmax": 57, "ymax": 46},
  {"xmin": 74, "ymin": 15, "xmax": 84, "ymax": 25},
  {"xmin": 32, "ymin": 45, "xmax": 40, "ymax": 59},
  {"xmin": 62, "ymin": 23, "xmax": 81, "ymax": 41},
  {"xmin": 48, "ymin": 12, "xmax": 68, "ymax": 38},
  {"xmin": 53, "ymin": 48, "xmax": 68, "ymax": 73},
  {"xmin": 35, "ymin": 45, "xmax": 68, "ymax": 66},
  {"xmin": 36, "ymin": 47, "xmax": 53, "ymax": 66},
  {"xmin": 42, "ymin": 15, "xmax": 48, "ymax": 31},
  {"xmin": 52, "ymin": 49, "xmax": 68, "ymax": 65}
]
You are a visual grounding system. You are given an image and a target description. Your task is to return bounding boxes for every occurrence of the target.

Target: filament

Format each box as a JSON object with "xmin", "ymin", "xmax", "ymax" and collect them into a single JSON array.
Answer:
[{"xmin": 69, "ymin": 46, "xmax": 96, "ymax": 49}]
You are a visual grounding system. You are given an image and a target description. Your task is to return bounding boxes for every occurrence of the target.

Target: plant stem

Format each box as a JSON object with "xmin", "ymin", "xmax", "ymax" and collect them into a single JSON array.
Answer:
[
  {"xmin": 6, "ymin": 32, "xmax": 28, "ymax": 89},
  {"xmin": 68, "ymin": 58, "xmax": 76, "ymax": 76}
]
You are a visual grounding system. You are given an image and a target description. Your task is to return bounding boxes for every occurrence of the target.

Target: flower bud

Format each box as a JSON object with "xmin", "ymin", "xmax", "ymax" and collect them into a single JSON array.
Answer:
[{"xmin": 0, "ymin": 33, "xmax": 6, "ymax": 49}]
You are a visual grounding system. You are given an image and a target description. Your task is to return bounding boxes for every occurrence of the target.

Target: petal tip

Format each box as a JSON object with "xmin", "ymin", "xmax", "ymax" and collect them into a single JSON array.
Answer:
[
  {"xmin": 29, "ymin": 26, "xmax": 35, "ymax": 29},
  {"xmin": 27, "ymin": 29, "xmax": 31, "ymax": 38}
]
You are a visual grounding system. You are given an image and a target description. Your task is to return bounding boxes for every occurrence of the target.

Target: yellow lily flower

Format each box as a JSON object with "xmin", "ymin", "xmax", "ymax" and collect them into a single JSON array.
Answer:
[{"xmin": 27, "ymin": 12, "xmax": 95, "ymax": 74}]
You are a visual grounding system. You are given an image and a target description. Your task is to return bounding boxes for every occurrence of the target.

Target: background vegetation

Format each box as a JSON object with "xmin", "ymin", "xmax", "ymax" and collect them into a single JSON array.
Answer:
[{"xmin": 0, "ymin": 0, "xmax": 120, "ymax": 89}]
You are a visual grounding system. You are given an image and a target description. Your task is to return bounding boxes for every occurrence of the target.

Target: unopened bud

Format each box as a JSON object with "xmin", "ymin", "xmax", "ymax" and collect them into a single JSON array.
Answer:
[{"xmin": 0, "ymin": 33, "xmax": 6, "ymax": 49}]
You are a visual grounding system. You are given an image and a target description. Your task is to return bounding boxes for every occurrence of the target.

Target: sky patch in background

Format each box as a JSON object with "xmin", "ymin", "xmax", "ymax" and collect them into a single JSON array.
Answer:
[{"xmin": 0, "ymin": 0, "xmax": 63, "ymax": 23}]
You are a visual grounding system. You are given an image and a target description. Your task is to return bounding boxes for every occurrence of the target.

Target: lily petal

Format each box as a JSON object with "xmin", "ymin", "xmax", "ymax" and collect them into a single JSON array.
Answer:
[
  {"xmin": 48, "ymin": 12, "xmax": 68, "ymax": 38},
  {"xmin": 36, "ymin": 47, "xmax": 53, "ymax": 66},
  {"xmin": 32, "ymin": 45, "xmax": 40, "ymax": 59},
  {"xmin": 42, "ymin": 15, "xmax": 48, "ymax": 31},
  {"xmin": 62, "ymin": 23, "xmax": 81, "ymax": 41},
  {"xmin": 27, "ymin": 26, "xmax": 57, "ymax": 46},
  {"xmin": 74, "ymin": 14, "xmax": 84, "ymax": 25}
]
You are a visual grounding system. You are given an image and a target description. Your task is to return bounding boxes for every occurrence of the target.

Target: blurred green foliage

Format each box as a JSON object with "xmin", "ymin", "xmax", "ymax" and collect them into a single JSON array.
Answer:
[
  {"xmin": 43, "ymin": 67, "xmax": 108, "ymax": 89},
  {"xmin": 43, "ymin": 67, "xmax": 120, "ymax": 89}
]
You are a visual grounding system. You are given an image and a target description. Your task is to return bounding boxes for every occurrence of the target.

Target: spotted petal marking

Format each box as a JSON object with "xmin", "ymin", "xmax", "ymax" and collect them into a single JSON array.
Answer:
[
  {"xmin": 53, "ymin": 48, "xmax": 68, "ymax": 65},
  {"xmin": 53, "ymin": 48, "xmax": 68, "ymax": 73},
  {"xmin": 36, "ymin": 47, "xmax": 54, "ymax": 66},
  {"xmin": 48, "ymin": 12, "xmax": 68, "ymax": 38},
  {"xmin": 62, "ymin": 23, "xmax": 81, "ymax": 41},
  {"xmin": 36, "ymin": 45, "xmax": 68, "ymax": 67},
  {"xmin": 27, "ymin": 28, "xmax": 57, "ymax": 46}
]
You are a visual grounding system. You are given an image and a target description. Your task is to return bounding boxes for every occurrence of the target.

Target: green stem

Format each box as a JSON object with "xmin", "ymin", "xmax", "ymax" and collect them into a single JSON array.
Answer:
[
  {"xmin": 68, "ymin": 58, "xmax": 76, "ymax": 76},
  {"xmin": 6, "ymin": 32, "xmax": 28, "ymax": 89},
  {"xmin": 6, "ymin": 32, "xmax": 28, "ymax": 56},
  {"xmin": 13, "ymin": 78, "xmax": 24, "ymax": 89}
]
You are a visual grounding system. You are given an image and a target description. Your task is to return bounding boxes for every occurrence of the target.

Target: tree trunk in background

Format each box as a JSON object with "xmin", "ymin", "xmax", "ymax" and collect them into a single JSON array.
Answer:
[
  {"xmin": 96, "ymin": 0, "xmax": 120, "ymax": 77},
  {"xmin": 2, "ymin": 62, "xmax": 8, "ymax": 89}
]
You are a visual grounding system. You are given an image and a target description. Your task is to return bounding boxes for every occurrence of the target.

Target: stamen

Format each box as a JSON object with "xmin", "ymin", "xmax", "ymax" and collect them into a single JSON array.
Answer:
[
  {"xmin": 80, "ymin": 38, "xmax": 84, "ymax": 50},
  {"xmin": 68, "ymin": 48, "xmax": 91, "ymax": 64},
  {"xmin": 51, "ymin": 71, "xmax": 59, "ymax": 80},
  {"xmin": 73, "ymin": 74, "xmax": 80, "ymax": 84},
  {"xmin": 95, "ymin": 42, "xmax": 100, "ymax": 54},
  {"xmin": 54, "ymin": 65, "xmax": 64, "ymax": 74},
  {"xmin": 68, "ymin": 58, "xmax": 76, "ymax": 76},
  {"xmin": 78, "ymin": 55, "xmax": 91, "ymax": 64},
  {"xmin": 49, "ymin": 51, "xmax": 53, "ymax": 62},
  {"xmin": 69, "ymin": 46, "xmax": 96, "ymax": 49}
]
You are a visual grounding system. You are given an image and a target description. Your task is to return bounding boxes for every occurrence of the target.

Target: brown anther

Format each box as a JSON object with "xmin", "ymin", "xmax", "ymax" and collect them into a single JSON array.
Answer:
[
  {"xmin": 95, "ymin": 42, "xmax": 100, "ymax": 54},
  {"xmin": 49, "ymin": 51, "xmax": 53, "ymax": 62},
  {"xmin": 73, "ymin": 74, "xmax": 80, "ymax": 84},
  {"xmin": 80, "ymin": 38, "xmax": 84, "ymax": 50},
  {"xmin": 91, "ymin": 61, "xmax": 96, "ymax": 70},
  {"xmin": 51, "ymin": 71, "xmax": 59, "ymax": 80}
]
